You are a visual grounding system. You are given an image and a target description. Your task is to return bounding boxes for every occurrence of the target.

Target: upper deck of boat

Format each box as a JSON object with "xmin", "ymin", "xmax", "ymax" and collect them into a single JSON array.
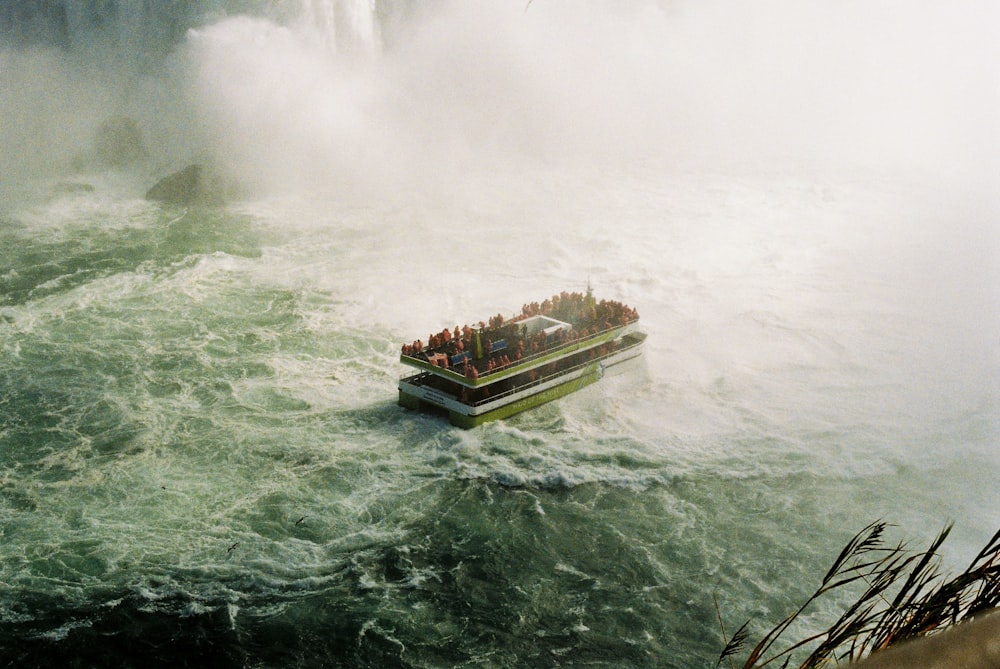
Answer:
[{"xmin": 400, "ymin": 291, "xmax": 639, "ymax": 388}]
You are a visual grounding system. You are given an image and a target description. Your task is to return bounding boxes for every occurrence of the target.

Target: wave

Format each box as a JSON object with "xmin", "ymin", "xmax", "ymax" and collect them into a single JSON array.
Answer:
[{"xmin": 0, "ymin": 198, "xmax": 263, "ymax": 306}]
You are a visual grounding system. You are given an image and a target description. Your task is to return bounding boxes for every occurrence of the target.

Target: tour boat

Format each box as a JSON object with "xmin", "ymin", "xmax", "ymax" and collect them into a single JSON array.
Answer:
[{"xmin": 398, "ymin": 289, "xmax": 646, "ymax": 428}]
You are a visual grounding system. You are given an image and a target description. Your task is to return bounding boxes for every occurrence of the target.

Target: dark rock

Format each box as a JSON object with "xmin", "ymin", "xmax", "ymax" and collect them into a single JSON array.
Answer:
[{"xmin": 145, "ymin": 164, "xmax": 225, "ymax": 206}]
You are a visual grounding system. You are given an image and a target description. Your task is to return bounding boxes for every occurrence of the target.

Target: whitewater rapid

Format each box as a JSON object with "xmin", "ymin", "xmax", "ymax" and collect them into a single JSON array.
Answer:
[{"xmin": 1, "ymin": 164, "xmax": 996, "ymax": 666}]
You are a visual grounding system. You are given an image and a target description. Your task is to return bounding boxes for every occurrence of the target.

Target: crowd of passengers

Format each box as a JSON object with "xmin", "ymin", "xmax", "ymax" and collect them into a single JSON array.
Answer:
[{"xmin": 400, "ymin": 291, "xmax": 638, "ymax": 378}]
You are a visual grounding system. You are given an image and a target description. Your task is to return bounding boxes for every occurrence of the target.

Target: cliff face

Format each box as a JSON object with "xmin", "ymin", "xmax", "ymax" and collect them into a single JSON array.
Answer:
[
  {"xmin": 0, "ymin": 1, "xmax": 399, "ymax": 56},
  {"xmin": 0, "ymin": 1, "xmax": 198, "ymax": 55}
]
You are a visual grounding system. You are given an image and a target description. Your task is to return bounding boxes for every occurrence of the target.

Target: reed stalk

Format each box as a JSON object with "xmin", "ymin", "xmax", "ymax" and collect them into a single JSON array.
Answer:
[{"xmin": 717, "ymin": 521, "xmax": 1000, "ymax": 668}]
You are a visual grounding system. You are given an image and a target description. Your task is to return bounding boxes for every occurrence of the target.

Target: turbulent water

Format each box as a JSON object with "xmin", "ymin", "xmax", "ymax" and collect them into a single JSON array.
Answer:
[{"xmin": 1, "ymin": 1, "xmax": 998, "ymax": 667}]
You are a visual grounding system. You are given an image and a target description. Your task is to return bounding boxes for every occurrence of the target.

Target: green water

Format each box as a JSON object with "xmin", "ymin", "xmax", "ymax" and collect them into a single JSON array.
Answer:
[{"xmin": 1, "ymin": 173, "xmax": 996, "ymax": 667}]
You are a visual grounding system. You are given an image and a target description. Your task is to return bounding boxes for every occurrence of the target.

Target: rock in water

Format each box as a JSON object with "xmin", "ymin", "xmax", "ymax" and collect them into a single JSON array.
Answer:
[{"xmin": 145, "ymin": 164, "xmax": 225, "ymax": 205}]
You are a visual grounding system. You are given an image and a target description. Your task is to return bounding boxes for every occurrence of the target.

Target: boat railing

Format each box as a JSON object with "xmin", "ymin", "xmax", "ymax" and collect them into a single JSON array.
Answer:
[
  {"xmin": 401, "ymin": 317, "xmax": 639, "ymax": 378},
  {"xmin": 465, "ymin": 359, "xmax": 593, "ymax": 407}
]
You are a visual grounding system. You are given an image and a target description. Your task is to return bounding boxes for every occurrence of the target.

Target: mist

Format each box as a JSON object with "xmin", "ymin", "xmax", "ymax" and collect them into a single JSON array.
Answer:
[
  {"xmin": 2, "ymin": 0, "xmax": 998, "ymax": 201},
  {"xmin": 3, "ymin": 0, "xmax": 996, "ymax": 371},
  {"xmin": 1, "ymin": 0, "xmax": 997, "ymax": 408},
  {"xmin": 184, "ymin": 0, "xmax": 1000, "ymax": 197}
]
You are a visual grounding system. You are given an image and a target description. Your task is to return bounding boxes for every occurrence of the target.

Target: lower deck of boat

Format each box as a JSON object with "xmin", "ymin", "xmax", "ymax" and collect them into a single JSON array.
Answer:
[{"xmin": 399, "ymin": 331, "xmax": 646, "ymax": 428}]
